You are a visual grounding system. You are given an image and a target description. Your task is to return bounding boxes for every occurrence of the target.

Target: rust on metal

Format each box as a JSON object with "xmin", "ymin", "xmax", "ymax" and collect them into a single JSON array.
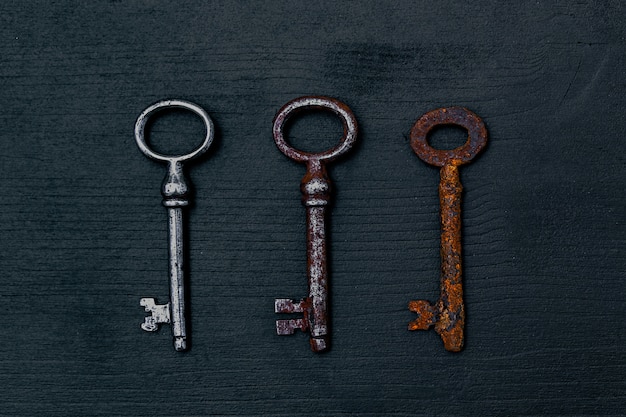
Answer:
[
  {"xmin": 408, "ymin": 107, "xmax": 487, "ymax": 352},
  {"xmin": 272, "ymin": 96, "xmax": 357, "ymax": 352}
]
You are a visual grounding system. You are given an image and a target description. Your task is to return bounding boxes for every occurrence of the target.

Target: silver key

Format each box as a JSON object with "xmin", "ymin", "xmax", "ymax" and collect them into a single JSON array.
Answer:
[{"xmin": 134, "ymin": 99, "xmax": 214, "ymax": 352}]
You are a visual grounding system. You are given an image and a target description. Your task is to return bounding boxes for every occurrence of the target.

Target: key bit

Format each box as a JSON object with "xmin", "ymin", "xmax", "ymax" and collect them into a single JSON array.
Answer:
[
  {"xmin": 140, "ymin": 298, "xmax": 171, "ymax": 332},
  {"xmin": 275, "ymin": 298, "xmax": 309, "ymax": 334},
  {"xmin": 408, "ymin": 107, "xmax": 488, "ymax": 352},
  {"xmin": 275, "ymin": 298, "xmax": 306, "ymax": 314},
  {"xmin": 134, "ymin": 99, "xmax": 215, "ymax": 352},
  {"xmin": 272, "ymin": 96, "xmax": 358, "ymax": 353}
]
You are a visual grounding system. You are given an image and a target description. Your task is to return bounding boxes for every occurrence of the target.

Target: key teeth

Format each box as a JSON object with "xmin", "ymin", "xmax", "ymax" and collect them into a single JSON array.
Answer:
[
  {"xmin": 140, "ymin": 297, "xmax": 171, "ymax": 332},
  {"xmin": 276, "ymin": 318, "xmax": 308, "ymax": 335},
  {"xmin": 275, "ymin": 298, "xmax": 310, "ymax": 335},
  {"xmin": 141, "ymin": 318, "xmax": 159, "ymax": 332},
  {"xmin": 275, "ymin": 298, "xmax": 304, "ymax": 313},
  {"xmin": 408, "ymin": 300, "xmax": 438, "ymax": 330}
]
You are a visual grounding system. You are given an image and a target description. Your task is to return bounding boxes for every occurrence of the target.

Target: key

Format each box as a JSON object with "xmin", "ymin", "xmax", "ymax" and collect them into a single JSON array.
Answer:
[
  {"xmin": 407, "ymin": 107, "xmax": 488, "ymax": 352},
  {"xmin": 134, "ymin": 99, "xmax": 215, "ymax": 352},
  {"xmin": 272, "ymin": 96, "xmax": 358, "ymax": 352}
]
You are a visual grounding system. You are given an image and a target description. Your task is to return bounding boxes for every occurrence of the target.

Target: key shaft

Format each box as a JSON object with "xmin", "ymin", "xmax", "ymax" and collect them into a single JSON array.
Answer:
[
  {"xmin": 302, "ymin": 161, "xmax": 331, "ymax": 350},
  {"xmin": 166, "ymin": 206, "xmax": 187, "ymax": 351},
  {"xmin": 408, "ymin": 164, "xmax": 464, "ymax": 351}
]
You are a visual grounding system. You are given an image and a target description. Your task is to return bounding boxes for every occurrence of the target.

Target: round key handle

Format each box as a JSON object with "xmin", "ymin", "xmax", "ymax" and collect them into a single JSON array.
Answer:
[
  {"xmin": 273, "ymin": 96, "xmax": 358, "ymax": 164},
  {"xmin": 410, "ymin": 107, "xmax": 487, "ymax": 167},
  {"xmin": 135, "ymin": 99, "xmax": 215, "ymax": 164}
]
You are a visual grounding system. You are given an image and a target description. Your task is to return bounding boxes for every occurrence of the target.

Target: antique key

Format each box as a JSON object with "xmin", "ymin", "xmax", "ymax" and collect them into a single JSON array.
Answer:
[
  {"xmin": 408, "ymin": 107, "xmax": 487, "ymax": 352},
  {"xmin": 134, "ymin": 99, "xmax": 214, "ymax": 351},
  {"xmin": 272, "ymin": 96, "xmax": 358, "ymax": 352}
]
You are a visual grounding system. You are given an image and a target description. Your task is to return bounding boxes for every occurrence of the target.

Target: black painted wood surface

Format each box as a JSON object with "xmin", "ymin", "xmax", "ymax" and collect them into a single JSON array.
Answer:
[{"xmin": 1, "ymin": 2, "xmax": 624, "ymax": 416}]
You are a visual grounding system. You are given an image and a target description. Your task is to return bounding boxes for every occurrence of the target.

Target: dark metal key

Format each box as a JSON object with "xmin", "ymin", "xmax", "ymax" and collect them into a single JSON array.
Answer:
[
  {"xmin": 134, "ymin": 99, "xmax": 214, "ymax": 352},
  {"xmin": 272, "ymin": 96, "xmax": 358, "ymax": 352},
  {"xmin": 408, "ymin": 107, "xmax": 487, "ymax": 352}
]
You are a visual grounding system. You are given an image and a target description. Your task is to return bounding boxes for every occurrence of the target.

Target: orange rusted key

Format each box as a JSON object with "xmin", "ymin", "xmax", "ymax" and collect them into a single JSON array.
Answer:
[{"xmin": 408, "ymin": 107, "xmax": 488, "ymax": 352}]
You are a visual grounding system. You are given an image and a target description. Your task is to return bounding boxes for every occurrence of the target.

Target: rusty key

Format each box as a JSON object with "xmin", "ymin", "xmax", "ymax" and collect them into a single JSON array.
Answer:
[
  {"xmin": 272, "ymin": 96, "xmax": 358, "ymax": 352},
  {"xmin": 408, "ymin": 107, "xmax": 487, "ymax": 352}
]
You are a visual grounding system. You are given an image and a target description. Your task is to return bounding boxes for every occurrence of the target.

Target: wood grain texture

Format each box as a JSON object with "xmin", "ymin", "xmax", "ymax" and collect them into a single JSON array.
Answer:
[{"xmin": 0, "ymin": 1, "xmax": 624, "ymax": 416}]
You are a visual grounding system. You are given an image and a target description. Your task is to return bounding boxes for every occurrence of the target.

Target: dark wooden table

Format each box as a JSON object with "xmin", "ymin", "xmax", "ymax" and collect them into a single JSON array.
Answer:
[{"xmin": 1, "ymin": 2, "xmax": 624, "ymax": 416}]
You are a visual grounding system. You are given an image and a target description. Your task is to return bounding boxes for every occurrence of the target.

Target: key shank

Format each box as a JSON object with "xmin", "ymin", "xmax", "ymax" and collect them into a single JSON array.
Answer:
[
  {"xmin": 438, "ymin": 165, "xmax": 464, "ymax": 348},
  {"xmin": 302, "ymin": 161, "xmax": 331, "ymax": 352},
  {"xmin": 140, "ymin": 161, "xmax": 189, "ymax": 351},
  {"xmin": 275, "ymin": 161, "xmax": 331, "ymax": 352},
  {"xmin": 163, "ymin": 161, "xmax": 188, "ymax": 352},
  {"xmin": 166, "ymin": 207, "xmax": 187, "ymax": 351},
  {"xmin": 408, "ymin": 165, "xmax": 464, "ymax": 351}
]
